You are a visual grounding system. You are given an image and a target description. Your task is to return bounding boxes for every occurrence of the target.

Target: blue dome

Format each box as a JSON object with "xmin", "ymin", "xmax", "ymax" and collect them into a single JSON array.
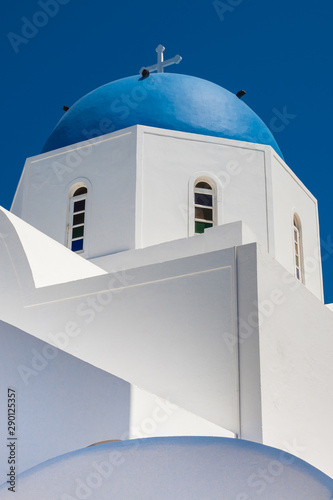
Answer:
[{"xmin": 42, "ymin": 74, "xmax": 283, "ymax": 157}]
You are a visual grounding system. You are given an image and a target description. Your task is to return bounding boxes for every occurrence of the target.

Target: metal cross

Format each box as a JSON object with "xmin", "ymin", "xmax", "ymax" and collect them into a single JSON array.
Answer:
[{"xmin": 140, "ymin": 45, "xmax": 182, "ymax": 75}]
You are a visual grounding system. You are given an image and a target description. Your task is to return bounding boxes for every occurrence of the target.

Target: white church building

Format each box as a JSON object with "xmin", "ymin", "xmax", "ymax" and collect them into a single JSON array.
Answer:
[{"xmin": 0, "ymin": 46, "xmax": 332, "ymax": 498}]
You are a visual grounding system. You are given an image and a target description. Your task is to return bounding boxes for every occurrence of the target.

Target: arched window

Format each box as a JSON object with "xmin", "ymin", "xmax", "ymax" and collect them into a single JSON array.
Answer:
[
  {"xmin": 68, "ymin": 185, "xmax": 87, "ymax": 253},
  {"xmin": 293, "ymin": 214, "xmax": 303, "ymax": 282},
  {"xmin": 194, "ymin": 180, "xmax": 215, "ymax": 234}
]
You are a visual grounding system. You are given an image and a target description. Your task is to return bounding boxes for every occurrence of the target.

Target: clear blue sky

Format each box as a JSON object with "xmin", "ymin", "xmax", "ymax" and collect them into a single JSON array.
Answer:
[{"xmin": 1, "ymin": 0, "xmax": 333, "ymax": 301}]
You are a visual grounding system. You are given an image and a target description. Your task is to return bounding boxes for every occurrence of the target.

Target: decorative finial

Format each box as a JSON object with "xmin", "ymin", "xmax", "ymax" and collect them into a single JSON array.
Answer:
[{"xmin": 140, "ymin": 45, "xmax": 182, "ymax": 75}]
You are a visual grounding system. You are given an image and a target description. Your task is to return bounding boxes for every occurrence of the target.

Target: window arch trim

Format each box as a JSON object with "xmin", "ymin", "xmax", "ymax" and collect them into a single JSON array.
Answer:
[
  {"xmin": 66, "ymin": 180, "xmax": 90, "ymax": 254},
  {"xmin": 194, "ymin": 179, "xmax": 215, "ymax": 234},
  {"xmin": 293, "ymin": 213, "xmax": 304, "ymax": 283},
  {"xmin": 188, "ymin": 173, "xmax": 222, "ymax": 237}
]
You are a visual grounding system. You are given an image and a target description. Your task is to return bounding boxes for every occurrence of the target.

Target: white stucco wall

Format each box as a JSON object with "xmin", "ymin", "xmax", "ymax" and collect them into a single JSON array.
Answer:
[
  {"xmin": 11, "ymin": 129, "xmax": 138, "ymax": 258},
  {"xmin": 2, "ymin": 208, "xmax": 106, "ymax": 287},
  {"xmin": 130, "ymin": 386, "xmax": 235, "ymax": 439},
  {"xmin": 269, "ymin": 153, "xmax": 323, "ymax": 300},
  {"xmin": 0, "ymin": 320, "xmax": 234, "ymax": 484},
  {"xmin": 91, "ymin": 221, "xmax": 257, "ymax": 273},
  {"xmin": 137, "ymin": 128, "xmax": 268, "ymax": 249},
  {"xmin": 11, "ymin": 126, "xmax": 323, "ymax": 300},
  {"xmin": 12, "ymin": 127, "xmax": 269, "ymax": 257},
  {"xmin": 0, "ymin": 214, "xmax": 241, "ymax": 436},
  {"xmin": 256, "ymin": 245, "xmax": 333, "ymax": 477},
  {"xmin": 0, "ymin": 321, "xmax": 130, "ymax": 482},
  {"xmin": 1, "ymin": 200, "xmax": 332, "ymax": 477},
  {"xmin": 236, "ymin": 244, "xmax": 263, "ymax": 443}
]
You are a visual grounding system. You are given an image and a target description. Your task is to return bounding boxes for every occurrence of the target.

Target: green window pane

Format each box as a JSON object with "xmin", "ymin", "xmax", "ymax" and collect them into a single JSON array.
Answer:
[
  {"xmin": 72, "ymin": 225, "xmax": 84, "ymax": 238},
  {"xmin": 295, "ymin": 255, "xmax": 299, "ymax": 267},
  {"xmin": 195, "ymin": 221, "xmax": 213, "ymax": 234},
  {"xmin": 195, "ymin": 221, "xmax": 205, "ymax": 234}
]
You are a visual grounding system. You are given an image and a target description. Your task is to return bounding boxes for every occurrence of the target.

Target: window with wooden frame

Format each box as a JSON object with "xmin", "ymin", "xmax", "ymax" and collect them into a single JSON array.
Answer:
[
  {"xmin": 293, "ymin": 214, "xmax": 303, "ymax": 282},
  {"xmin": 68, "ymin": 186, "xmax": 87, "ymax": 253},
  {"xmin": 194, "ymin": 180, "xmax": 215, "ymax": 234}
]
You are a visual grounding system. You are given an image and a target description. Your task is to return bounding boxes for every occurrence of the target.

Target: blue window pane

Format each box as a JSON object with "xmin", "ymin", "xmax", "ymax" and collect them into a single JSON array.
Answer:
[
  {"xmin": 195, "ymin": 193, "xmax": 213, "ymax": 207},
  {"xmin": 74, "ymin": 199, "xmax": 85, "ymax": 213},
  {"xmin": 72, "ymin": 239, "xmax": 84, "ymax": 252}
]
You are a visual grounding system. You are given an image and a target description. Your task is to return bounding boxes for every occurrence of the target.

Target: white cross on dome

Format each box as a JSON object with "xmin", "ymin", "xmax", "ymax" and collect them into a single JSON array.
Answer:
[{"xmin": 139, "ymin": 44, "xmax": 182, "ymax": 75}]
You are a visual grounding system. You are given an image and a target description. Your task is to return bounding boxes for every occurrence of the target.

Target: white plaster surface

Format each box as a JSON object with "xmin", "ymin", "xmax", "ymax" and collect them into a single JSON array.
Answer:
[
  {"xmin": 139, "ymin": 129, "xmax": 268, "ymax": 250},
  {"xmin": 270, "ymin": 153, "xmax": 323, "ymax": 300},
  {"xmin": 130, "ymin": 386, "xmax": 235, "ymax": 439},
  {"xmin": 11, "ymin": 126, "xmax": 323, "ymax": 299},
  {"xmin": 11, "ymin": 129, "xmax": 138, "ymax": 258},
  {"xmin": 2, "ymin": 195, "xmax": 333, "ymax": 477},
  {"xmin": 0, "ymin": 320, "xmax": 130, "ymax": 482},
  {"xmin": 0, "ymin": 213, "xmax": 241, "ymax": 436},
  {"xmin": 236, "ymin": 244, "xmax": 263, "ymax": 443},
  {"xmin": 2, "ymin": 208, "xmax": 106, "ymax": 287},
  {"xmin": 3, "ymin": 123, "xmax": 332, "ymax": 482},
  {"xmin": 0, "ymin": 317, "xmax": 234, "ymax": 484},
  {"xmin": 256, "ymin": 245, "xmax": 333, "ymax": 477},
  {"xmin": 91, "ymin": 220, "xmax": 257, "ymax": 273}
]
